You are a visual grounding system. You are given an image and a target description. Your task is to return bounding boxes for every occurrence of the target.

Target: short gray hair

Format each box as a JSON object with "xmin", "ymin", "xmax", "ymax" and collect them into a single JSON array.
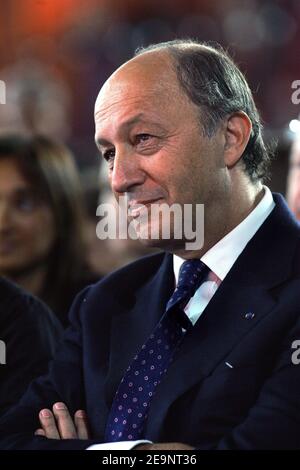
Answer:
[{"xmin": 136, "ymin": 39, "xmax": 274, "ymax": 183}]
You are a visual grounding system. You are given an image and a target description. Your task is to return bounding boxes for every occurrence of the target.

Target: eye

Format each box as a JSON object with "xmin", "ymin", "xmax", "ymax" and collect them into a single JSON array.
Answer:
[
  {"xmin": 15, "ymin": 195, "xmax": 37, "ymax": 213},
  {"xmin": 103, "ymin": 148, "xmax": 115, "ymax": 162},
  {"xmin": 135, "ymin": 134, "xmax": 153, "ymax": 144}
]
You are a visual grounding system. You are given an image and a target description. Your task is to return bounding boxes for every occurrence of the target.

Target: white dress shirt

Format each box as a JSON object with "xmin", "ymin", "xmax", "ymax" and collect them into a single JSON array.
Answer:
[
  {"xmin": 174, "ymin": 185, "xmax": 275, "ymax": 325},
  {"xmin": 88, "ymin": 186, "xmax": 275, "ymax": 450}
]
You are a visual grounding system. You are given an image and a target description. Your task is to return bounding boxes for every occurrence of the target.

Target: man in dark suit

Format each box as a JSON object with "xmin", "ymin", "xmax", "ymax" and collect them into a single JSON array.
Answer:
[{"xmin": 1, "ymin": 39, "xmax": 300, "ymax": 450}]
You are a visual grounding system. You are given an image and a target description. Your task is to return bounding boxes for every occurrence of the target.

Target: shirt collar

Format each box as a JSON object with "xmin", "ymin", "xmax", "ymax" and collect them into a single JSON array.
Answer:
[{"xmin": 173, "ymin": 186, "xmax": 275, "ymax": 283}]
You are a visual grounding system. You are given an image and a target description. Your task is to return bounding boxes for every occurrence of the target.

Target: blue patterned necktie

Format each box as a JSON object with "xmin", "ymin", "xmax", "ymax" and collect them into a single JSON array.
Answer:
[{"xmin": 105, "ymin": 259, "xmax": 209, "ymax": 442}]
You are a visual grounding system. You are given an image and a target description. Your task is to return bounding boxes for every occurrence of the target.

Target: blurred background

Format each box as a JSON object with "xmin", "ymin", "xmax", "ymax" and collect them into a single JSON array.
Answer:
[{"xmin": 0, "ymin": 0, "xmax": 300, "ymax": 280}]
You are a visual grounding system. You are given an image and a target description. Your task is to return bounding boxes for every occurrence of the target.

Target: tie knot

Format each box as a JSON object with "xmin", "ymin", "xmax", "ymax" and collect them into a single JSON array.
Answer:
[
  {"xmin": 177, "ymin": 259, "xmax": 208, "ymax": 297},
  {"xmin": 166, "ymin": 259, "xmax": 209, "ymax": 313}
]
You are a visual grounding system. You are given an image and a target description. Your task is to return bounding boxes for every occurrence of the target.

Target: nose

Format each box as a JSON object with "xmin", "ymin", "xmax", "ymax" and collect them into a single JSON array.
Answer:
[{"xmin": 110, "ymin": 147, "xmax": 145, "ymax": 194}]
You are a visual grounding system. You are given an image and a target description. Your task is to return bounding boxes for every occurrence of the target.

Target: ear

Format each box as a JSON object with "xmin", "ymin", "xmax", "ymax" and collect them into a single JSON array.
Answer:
[{"xmin": 223, "ymin": 112, "xmax": 252, "ymax": 168}]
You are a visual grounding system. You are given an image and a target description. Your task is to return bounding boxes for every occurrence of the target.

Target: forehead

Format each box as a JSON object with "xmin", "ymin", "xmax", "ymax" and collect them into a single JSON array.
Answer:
[
  {"xmin": 0, "ymin": 157, "xmax": 27, "ymax": 180},
  {"xmin": 94, "ymin": 53, "xmax": 196, "ymax": 138},
  {"xmin": 0, "ymin": 158, "xmax": 32, "ymax": 196}
]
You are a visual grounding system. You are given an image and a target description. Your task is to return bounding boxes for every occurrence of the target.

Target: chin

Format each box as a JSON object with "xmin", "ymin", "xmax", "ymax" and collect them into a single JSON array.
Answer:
[
  {"xmin": 133, "ymin": 223, "xmax": 183, "ymax": 250},
  {"xmin": 136, "ymin": 234, "xmax": 185, "ymax": 253}
]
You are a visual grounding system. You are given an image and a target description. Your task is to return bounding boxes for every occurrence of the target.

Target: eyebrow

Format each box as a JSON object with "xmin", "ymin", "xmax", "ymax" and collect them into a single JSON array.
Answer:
[
  {"xmin": 12, "ymin": 187, "xmax": 40, "ymax": 198},
  {"xmin": 95, "ymin": 113, "xmax": 162, "ymax": 147},
  {"xmin": 0, "ymin": 187, "xmax": 38, "ymax": 200}
]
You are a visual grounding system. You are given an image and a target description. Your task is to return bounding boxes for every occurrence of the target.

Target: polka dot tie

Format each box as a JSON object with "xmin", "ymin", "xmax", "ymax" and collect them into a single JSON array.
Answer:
[{"xmin": 104, "ymin": 259, "xmax": 209, "ymax": 442}]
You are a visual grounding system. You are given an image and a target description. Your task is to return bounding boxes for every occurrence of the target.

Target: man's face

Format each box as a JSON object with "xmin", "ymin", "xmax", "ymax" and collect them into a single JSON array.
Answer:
[{"xmin": 94, "ymin": 52, "xmax": 228, "ymax": 253}]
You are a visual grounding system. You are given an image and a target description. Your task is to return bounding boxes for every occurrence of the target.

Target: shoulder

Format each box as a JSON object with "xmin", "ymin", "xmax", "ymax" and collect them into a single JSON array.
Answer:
[
  {"xmin": 0, "ymin": 277, "xmax": 62, "ymax": 339},
  {"xmin": 88, "ymin": 252, "xmax": 166, "ymax": 296},
  {"xmin": 67, "ymin": 252, "xmax": 168, "ymax": 323}
]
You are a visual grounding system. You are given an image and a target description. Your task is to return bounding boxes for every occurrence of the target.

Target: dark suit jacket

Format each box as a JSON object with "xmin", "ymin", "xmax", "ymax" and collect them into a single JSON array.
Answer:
[
  {"xmin": 1, "ymin": 193, "xmax": 300, "ymax": 450},
  {"xmin": 0, "ymin": 278, "xmax": 63, "ymax": 416}
]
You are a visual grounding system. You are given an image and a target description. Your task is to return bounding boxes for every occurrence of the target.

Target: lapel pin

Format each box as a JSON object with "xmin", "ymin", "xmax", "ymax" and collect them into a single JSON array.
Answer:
[
  {"xmin": 244, "ymin": 312, "xmax": 255, "ymax": 320},
  {"xmin": 225, "ymin": 362, "xmax": 234, "ymax": 369}
]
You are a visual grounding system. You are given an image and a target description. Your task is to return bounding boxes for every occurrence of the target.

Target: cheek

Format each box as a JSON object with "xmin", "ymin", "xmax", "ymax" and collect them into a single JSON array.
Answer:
[
  {"xmin": 155, "ymin": 140, "xmax": 205, "ymax": 196},
  {"xmin": 39, "ymin": 211, "xmax": 56, "ymax": 246},
  {"xmin": 162, "ymin": 164, "xmax": 202, "ymax": 203},
  {"xmin": 145, "ymin": 151, "xmax": 184, "ymax": 197},
  {"xmin": 23, "ymin": 210, "xmax": 56, "ymax": 249}
]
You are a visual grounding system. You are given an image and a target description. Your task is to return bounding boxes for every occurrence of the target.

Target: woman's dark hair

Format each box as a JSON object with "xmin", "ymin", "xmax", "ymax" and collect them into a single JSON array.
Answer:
[
  {"xmin": 0, "ymin": 134, "xmax": 87, "ymax": 313},
  {"xmin": 136, "ymin": 39, "xmax": 274, "ymax": 183}
]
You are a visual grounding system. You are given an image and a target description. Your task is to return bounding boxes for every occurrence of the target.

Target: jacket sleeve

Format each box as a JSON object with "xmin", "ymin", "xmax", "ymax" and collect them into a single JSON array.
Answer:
[{"xmin": 0, "ymin": 287, "xmax": 101, "ymax": 450}]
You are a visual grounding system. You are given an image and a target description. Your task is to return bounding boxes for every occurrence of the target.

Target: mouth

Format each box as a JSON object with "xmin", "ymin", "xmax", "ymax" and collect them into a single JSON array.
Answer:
[{"xmin": 128, "ymin": 198, "xmax": 163, "ymax": 217}]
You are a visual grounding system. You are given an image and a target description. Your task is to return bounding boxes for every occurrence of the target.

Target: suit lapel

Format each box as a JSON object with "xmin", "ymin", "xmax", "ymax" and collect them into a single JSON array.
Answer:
[
  {"xmin": 104, "ymin": 254, "xmax": 174, "ymax": 407},
  {"xmin": 145, "ymin": 282, "xmax": 276, "ymax": 439},
  {"xmin": 145, "ymin": 193, "xmax": 300, "ymax": 439}
]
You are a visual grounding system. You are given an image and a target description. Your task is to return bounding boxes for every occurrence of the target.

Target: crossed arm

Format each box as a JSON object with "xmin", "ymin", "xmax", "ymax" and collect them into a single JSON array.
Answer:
[{"xmin": 35, "ymin": 402, "xmax": 193, "ymax": 450}]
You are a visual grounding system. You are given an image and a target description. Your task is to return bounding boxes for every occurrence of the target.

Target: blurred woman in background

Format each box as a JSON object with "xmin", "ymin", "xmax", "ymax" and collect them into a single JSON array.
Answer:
[{"xmin": 0, "ymin": 134, "xmax": 98, "ymax": 326}]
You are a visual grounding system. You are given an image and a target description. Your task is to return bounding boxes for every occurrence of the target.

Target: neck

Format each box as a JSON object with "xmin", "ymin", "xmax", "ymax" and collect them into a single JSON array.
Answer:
[{"xmin": 174, "ymin": 180, "xmax": 264, "ymax": 260}]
